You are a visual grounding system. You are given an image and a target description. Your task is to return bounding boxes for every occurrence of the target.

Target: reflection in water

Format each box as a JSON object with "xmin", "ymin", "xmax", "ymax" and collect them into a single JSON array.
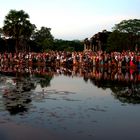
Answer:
[
  {"xmin": 0, "ymin": 65, "xmax": 140, "ymax": 140},
  {"xmin": 0, "ymin": 65, "xmax": 140, "ymax": 106},
  {"xmin": 0, "ymin": 72, "xmax": 53, "ymax": 115},
  {"xmin": 111, "ymin": 83, "xmax": 140, "ymax": 104},
  {"xmin": 2, "ymin": 73, "xmax": 35, "ymax": 115},
  {"xmin": 88, "ymin": 68, "xmax": 140, "ymax": 104}
]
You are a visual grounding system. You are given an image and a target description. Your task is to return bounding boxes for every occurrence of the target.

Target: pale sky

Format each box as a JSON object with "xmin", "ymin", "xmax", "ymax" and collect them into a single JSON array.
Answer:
[{"xmin": 0, "ymin": 0, "xmax": 140, "ymax": 40}]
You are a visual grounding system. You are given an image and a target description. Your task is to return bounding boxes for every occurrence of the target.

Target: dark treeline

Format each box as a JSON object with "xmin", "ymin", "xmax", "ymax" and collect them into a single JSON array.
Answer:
[
  {"xmin": 84, "ymin": 19, "xmax": 140, "ymax": 52},
  {"xmin": 0, "ymin": 38, "xmax": 84, "ymax": 53},
  {"xmin": 0, "ymin": 9, "xmax": 84, "ymax": 53},
  {"xmin": 0, "ymin": 9, "xmax": 140, "ymax": 53},
  {"xmin": 0, "ymin": 38, "xmax": 84, "ymax": 52}
]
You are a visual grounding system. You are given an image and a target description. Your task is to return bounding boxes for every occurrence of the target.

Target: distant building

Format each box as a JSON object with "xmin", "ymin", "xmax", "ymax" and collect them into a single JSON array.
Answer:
[{"xmin": 84, "ymin": 30, "xmax": 111, "ymax": 52}]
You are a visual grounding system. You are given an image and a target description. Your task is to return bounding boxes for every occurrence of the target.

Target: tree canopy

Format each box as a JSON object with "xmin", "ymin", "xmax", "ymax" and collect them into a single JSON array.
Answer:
[
  {"xmin": 0, "ymin": 10, "xmax": 140, "ymax": 52},
  {"xmin": 113, "ymin": 19, "xmax": 140, "ymax": 35},
  {"xmin": 31, "ymin": 26, "xmax": 54, "ymax": 52},
  {"xmin": 106, "ymin": 19, "xmax": 140, "ymax": 51},
  {"xmin": 0, "ymin": 28, "xmax": 2, "ymax": 37},
  {"xmin": 2, "ymin": 9, "xmax": 35, "ymax": 52},
  {"xmin": 107, "ymin": 31, "xmax": 130, "ymax": 52}
]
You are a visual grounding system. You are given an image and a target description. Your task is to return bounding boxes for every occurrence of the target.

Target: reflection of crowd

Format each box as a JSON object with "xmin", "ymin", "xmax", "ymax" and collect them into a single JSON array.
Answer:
[
  {"xmin": 0, "ymin": 63, "xmax": 140, "ymax": 83},
  {"xmin": 0, "ymin": 50, "xmax": 140, "ymax": 68}
]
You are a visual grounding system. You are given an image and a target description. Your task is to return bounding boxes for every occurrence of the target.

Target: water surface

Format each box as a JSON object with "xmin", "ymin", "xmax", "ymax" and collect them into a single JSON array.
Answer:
[{"xmin": 0, "ymin": 66, "xmax": 140, "ymax": 140}]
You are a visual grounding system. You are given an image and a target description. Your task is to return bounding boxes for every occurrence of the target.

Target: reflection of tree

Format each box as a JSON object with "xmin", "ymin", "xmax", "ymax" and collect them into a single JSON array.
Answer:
[
  {"xmin": 111, "ymin": 83, "xmax": 140, "ymax": 104},
  {"xmin": 90, "ymin": 78, "xmax": 111, "ymax": 89},
  {"xmin": 83, "ymin": 76, "xmax": 88, "ymax": 82},
  {"xmin": 3, "ymin": 91, "xmax": 32, "ymax": 115},
  {"xmin": 1, "ymin": 65, "xmax": 140, "ymax": 106},
  {"xmin": 90, "ymin": 76, "xmax": 140, "ymax": 104},
  {"xmin": 35, "ymin": 73, "xmax": 53, "ymax": 88},
  {"xmin": 1, "ymin": 71, "xmax": 53, "ymax": 115},
  {"xmin": 2, "ymin": 73, "xmax": 36, "ymax": 115}
]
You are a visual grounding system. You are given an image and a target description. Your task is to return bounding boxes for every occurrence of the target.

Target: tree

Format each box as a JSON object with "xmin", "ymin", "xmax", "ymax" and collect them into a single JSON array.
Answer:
[
  {"xmin": 0, "ymin": 28, "xmax": 2, "ymax": 38},
  {"xmin": 113, "ymin": 19, "xmax": 140, "ymax": 35},
  {"xmin": 107, "ymin": 31, "xmax": 130, "ymax": 52},
  {"xmin": 3, "ymin": 9, "xmax": 35, "ymax": 52},
  {"xmin": 112, "ymin": 19, "xmax": 140, "ymax": 50},
  {"xmin": 52, "ymin": 39, "xmax": 83, "ymax": 51},
  {"xmin": 32, "ymin": 26, "xmax": 54, "ymax": 52}
]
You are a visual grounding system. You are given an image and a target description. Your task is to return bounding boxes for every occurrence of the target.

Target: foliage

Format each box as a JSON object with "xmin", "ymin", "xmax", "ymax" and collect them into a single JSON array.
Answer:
[
  {"xmin": 31, "ymin": 27, "xmax": 54, "ymax": 52},
  {"xmin": 2, "ymin": 9, "xmax": 35, "ymax": 52},
  {"xmin": 0, "ymin": 28, "xmax": 3, "ymax": 38},
  {"xmin": 113, "ymin": 19, "xmax": 140, "ymax": 35},
  {"xmin": 107, "ymin": 19, "xmax": 140, "ymax": 51},
  {"xmin": 1, "ymin": 9, "xmax": 83, "ymax": 52},
  {"xmin": 107, "ymin": 31, "xmax": 130, "ymax": 52},
  {"xmin": 53, "ymin": 39, "xmax": 83, "ymax": 51},
  {"xmin": 0, "ymin": 38, "xmax": 5, "ymax": 52},
  {"xmin": 1, "ymin": 10, "xmax": 139, "ymax": 53},
  {"xmin": 35, "ymin": 73, "xmax": 53, "ymax": 88}
]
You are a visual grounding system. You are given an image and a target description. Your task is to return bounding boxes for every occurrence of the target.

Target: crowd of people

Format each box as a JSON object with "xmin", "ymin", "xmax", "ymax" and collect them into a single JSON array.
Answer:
[{"xmin": 0, "ymin": 50, "xmax": 140, "ymax": 69}]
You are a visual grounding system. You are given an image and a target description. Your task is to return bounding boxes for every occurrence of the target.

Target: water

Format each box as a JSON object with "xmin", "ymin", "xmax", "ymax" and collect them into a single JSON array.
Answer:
[{"xmin": 0, "ymin": 66, "xmax": 140, "ymax": 140}]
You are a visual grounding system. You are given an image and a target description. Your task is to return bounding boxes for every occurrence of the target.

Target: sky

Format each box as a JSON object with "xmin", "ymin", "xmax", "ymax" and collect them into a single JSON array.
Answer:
[{"xmin": 0, "ymin": 0, "xmax": 140, "ymax": 40}]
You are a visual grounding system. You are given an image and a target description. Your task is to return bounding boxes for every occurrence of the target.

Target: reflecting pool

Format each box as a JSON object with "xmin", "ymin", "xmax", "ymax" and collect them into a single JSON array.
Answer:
[{"xmin": 0, "ymin": 65, "xmax": 140, "ymax": 140}]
